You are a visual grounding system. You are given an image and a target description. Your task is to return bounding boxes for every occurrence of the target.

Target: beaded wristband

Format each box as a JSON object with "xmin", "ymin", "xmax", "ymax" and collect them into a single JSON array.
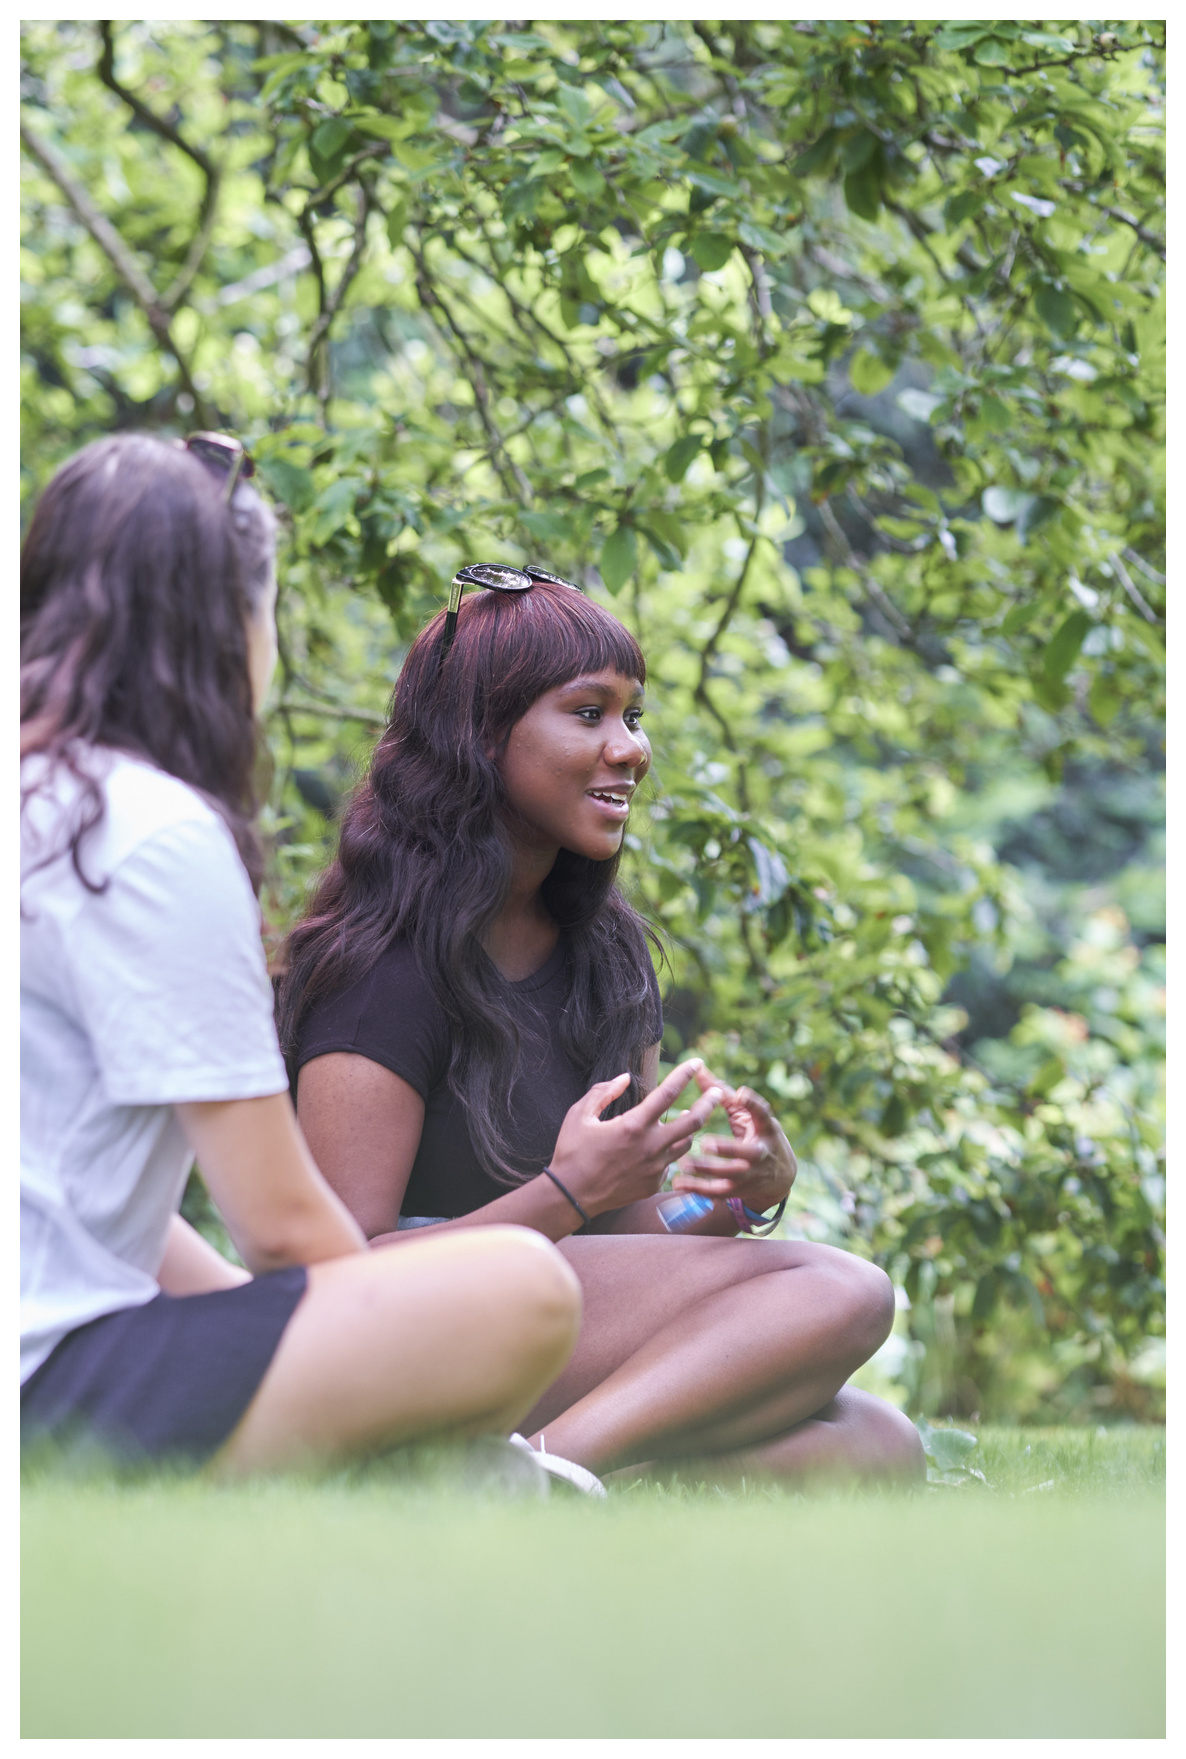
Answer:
[{"xmin": 726, "ymin": 1196, "xmax": 788, "ymax": 1237}]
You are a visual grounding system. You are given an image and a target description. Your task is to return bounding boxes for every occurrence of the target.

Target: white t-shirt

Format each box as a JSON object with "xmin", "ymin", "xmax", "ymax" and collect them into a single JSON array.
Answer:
[{"xmin": 20, "ymin": 748, "xmax": 289, "ymax": 1383}]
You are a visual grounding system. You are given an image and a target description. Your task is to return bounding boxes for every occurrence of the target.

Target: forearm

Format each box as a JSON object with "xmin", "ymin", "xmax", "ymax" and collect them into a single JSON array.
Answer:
[
  {"xmin": 158, "ymin": 1214, "xmax": 251, "ymax": 1294},
  {"xmin": 368, "ymin": 1171, "xmax": 597, "ymax": 1248},
  {"xmin": 587, "ymin": 1194, "xmax": 740, "ymax": 1236}
]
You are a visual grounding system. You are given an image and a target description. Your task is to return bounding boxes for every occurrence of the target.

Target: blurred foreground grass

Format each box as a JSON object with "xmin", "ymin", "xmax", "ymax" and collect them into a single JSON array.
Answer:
[{"xmin": 23, "ymin": 1426, "xmax": 1164, "ymax": 1738}]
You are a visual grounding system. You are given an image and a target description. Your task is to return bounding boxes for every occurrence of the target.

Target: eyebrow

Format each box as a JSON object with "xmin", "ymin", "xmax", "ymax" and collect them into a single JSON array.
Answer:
[{"xmin": 558, "ymin": 676, "xmax": 645, "ymax": 701}]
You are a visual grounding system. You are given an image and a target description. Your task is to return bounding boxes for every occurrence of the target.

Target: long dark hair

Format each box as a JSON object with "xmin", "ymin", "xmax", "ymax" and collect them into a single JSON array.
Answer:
[
  {"xmin": 21, "ymin": 433, "xmax": 276, "ymax": 891},
  {"xmin": 278, "ymin": 581, "xmax": 660, "ymax": 1182}
]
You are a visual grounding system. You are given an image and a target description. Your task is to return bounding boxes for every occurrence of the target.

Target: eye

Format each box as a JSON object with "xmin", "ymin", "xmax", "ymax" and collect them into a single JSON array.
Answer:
[
  {"xmin": 625, "ymin": 708, "xmax": 645, "ymax": 729},
  {"xmin": 575, "ymin": 706, "xmax": 602, "ymax": 723}
]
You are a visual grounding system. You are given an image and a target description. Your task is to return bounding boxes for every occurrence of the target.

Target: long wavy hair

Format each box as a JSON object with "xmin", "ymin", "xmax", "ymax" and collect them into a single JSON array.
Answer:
[
  {"xmin": 20, "ymin": 433, "xmax": 276, "ymax": 891},
  {"xmin": 278, "ymin": 580, "xmax": 660, "ymax": 1182}
]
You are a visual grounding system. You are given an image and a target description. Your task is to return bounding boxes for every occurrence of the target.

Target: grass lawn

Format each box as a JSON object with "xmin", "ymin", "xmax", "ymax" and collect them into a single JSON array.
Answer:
[{"xmin": 22, "ymin": 1425, "xmax": 1164, "ymax": 1739}]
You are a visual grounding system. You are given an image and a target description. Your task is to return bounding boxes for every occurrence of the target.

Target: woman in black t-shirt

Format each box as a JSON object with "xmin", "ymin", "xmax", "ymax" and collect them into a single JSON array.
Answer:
[{"xmin": 282, "ymin": 569, "xmax": 923, "ymax": 1487}]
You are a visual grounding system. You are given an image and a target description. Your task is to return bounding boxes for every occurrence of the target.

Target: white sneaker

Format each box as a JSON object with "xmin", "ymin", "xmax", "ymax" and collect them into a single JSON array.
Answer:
[{"xmin": 508, "ymin": 1433, "xmax": 607, "ymax": 1498}]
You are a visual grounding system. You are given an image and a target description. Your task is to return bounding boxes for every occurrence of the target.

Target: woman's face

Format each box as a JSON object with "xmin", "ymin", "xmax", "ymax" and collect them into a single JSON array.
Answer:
[{"xmin": 499, "ymin": 668, "xmax": 651, "ymax": 862}]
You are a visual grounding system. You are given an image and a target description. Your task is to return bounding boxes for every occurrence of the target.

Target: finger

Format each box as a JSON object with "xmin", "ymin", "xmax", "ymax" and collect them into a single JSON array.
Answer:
[
  {"xmin": 736, "ymin": 1087, "xmax": 778, "ymax": 1132},
  {"xmin": 681, "ymin": 1155, "xmax": 757, "ymax": 1178},
  {"xmin": 656, "ymin": 1086, "xmax": 724, "ymax": 1146},
  {"xmin": 692, "ymin": 1063, "xmax": 736, "ymax": 1103},
  {"xmin": 632, "ymin": 1059, "xmax": 707, "ymax": 1126},
  {"xmin": 671, "ymin": 1172, "xmax": 739, "ymax": 1197},
  {"xmin": 581, "ymin": 1071, "xmax": 632, "ymax": 1117},
  {"xmin": 694, "ymin": 1134, "xmax": 771, "ymax": 1163}
]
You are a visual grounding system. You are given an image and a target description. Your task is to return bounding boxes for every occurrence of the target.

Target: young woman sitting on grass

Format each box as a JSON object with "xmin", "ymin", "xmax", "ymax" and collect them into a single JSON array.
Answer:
[
  {"xmin": 20, "ymin": 437, "xmax": 587, "ymax": 1477},
  {"xmin": 282, "ymin": 566, "xmax": 925, "ymax": 1487}
]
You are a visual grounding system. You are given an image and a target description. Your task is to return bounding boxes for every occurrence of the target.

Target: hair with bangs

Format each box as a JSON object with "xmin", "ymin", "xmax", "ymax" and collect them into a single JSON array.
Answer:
[{"xmin": 277, "ymin": 580, "xmax": 659, "ymax": 1181}]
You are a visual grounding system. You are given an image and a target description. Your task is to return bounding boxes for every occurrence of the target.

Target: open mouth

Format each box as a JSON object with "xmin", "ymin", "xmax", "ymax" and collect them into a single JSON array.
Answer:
[{"xmin": 586, "ymin": 789, "xmax": 632, "ymax": 817}]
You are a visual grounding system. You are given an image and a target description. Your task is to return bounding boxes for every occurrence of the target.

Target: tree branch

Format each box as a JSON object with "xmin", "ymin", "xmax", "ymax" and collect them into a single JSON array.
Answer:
[
  {"xmin": 817, "ymin": 498, "xmax": 915, "ymax": 642},
  {"xmin": 20, "ymin": 119, "xmax": 211, "ymax": 424},
  {"xmin": 97, "ymin": 20, "xmax": 221, "ymax": 312},
  {"xmin": 304, "ymin": 180, "xmax": 373, "ymax": 418},
  {"xmin": 1109, "ymin": 552, "xmax": 1161, "ymax": 624},
  {"xmin": 408, "ymin": 240, "xmax": 533, "ymax": 505}
]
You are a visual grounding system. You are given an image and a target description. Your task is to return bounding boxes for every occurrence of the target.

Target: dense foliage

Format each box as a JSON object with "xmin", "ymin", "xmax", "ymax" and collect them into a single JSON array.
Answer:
[{"xmin": 21, "ymin": 19, "xmax": 1165, "ymax": 1422}]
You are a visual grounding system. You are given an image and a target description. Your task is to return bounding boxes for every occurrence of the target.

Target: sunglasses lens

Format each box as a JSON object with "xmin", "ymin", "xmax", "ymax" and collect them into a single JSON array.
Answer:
[
  {"xmin": 525, "ymin": 565, "xmax": 580, "ymax": 590},
  {"xmin": 186, "ymin": 434, "xmax": 255, "ymax": 479},
  {"xmin": 460, "ymin": 563, "xmax": 533, "ymax": 593}
]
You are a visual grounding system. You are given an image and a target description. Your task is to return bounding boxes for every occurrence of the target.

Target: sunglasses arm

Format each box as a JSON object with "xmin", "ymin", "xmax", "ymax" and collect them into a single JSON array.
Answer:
[{"xmin": 440, "ymin": 575, "xmax": 468, "ymax": 660}]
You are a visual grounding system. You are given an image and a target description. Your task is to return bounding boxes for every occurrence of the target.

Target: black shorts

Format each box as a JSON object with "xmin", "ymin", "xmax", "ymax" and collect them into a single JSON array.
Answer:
[{"xmin": 21, "ymin": 1266, "xmax": 308, "ymax": 1466}]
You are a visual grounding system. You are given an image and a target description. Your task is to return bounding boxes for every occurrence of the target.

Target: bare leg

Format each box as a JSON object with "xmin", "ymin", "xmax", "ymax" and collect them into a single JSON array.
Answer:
[
  {"xmin": 522, "ymin": 1235, "xmax": 910, "ymax": 1481},
  {"xmin": 214, "ymin": 1227, "xmax": 581, "ymax": 1476},
  {"xmin": 608, "ymin": 1388, "xmax": 925, "ymax": 1487}
]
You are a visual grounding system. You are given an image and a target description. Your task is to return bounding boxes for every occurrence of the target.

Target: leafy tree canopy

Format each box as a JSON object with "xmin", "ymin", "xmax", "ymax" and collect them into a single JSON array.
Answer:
[{"xmin": 21, "ymin": 18, "xmax": 1165, "ymax": 1421}]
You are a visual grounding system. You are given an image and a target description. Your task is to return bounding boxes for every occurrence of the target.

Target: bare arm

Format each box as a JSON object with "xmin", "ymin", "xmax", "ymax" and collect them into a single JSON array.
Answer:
[
  {"xmin": 175, "ymin": 1091, "xmax": 367, "ymax": 1275},
  {"xmin": 296, "ymin": 1049, "xmax": 726, "ymax": 1246},
  {"xmin": 296, "ymin": 1052, "xmax": 620, "ymax": 1246},
  {"xmin": 157, "ymin": 1213, "xmax": 250, "ymax": 1293}
]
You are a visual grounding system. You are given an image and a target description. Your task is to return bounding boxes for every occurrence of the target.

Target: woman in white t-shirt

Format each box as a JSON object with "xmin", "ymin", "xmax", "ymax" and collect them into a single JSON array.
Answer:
[{"xmin": 20, "ymin": 432, "xmax": 584, "ymax": 1475}]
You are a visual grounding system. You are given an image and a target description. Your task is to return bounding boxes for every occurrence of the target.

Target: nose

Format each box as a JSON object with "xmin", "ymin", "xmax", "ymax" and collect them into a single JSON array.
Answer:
[{"xmin": 605, "ymin": 719, "xmax": 649, "ymax": 771}]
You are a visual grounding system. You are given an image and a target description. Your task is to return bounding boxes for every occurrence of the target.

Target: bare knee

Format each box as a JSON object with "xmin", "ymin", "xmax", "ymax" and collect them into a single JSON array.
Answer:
[
  {"xmin": 810, "ymin": 1250, "xmax": 896, "ymax": 1366},
  {"xmin": 470, "ymin": 1227, "xmax": 582, "ymax": 1374}
]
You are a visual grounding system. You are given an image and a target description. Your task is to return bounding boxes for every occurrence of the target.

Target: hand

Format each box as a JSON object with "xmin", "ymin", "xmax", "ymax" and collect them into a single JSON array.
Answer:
[
  {"xmin": 670, "ymin": 1069, "xmax": 797, "ymax": 1215},
  {"xmin": 549, "ymin": 1059, "xmax": 727, "ymax": 1219}
]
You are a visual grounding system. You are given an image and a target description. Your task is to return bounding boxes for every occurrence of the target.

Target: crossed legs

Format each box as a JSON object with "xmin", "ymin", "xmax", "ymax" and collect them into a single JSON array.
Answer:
[
  {"xmin": 215, "ymin": 1227, "xmax": 581, "ymax": 1476},
  {"xmin": 524, "ymin": 1235, "xmax": 924, "ymax": 1485}
]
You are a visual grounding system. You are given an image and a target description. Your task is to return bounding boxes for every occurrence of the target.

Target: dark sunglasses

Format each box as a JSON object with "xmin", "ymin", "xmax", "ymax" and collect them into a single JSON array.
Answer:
[
  {"xmin": 183, "ymin": 432, "xmax": 256, "ymax": 504},
  {"xmin": 440, "ymin": 561, "xmax": 580, "ymax": 660}
]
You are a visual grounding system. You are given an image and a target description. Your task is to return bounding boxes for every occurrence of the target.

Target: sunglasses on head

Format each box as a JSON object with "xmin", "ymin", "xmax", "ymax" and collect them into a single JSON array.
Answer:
[
  {"xmin": 182, "ymin": 432, "xmax": 256, "ymax": 504},
  {"xmin": 440, "ymin": 561, "xmax": 580, "ymax": 660}
]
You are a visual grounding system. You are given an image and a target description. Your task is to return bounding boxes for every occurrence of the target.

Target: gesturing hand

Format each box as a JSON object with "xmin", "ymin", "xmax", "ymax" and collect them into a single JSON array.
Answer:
[
  {"xmin": 549, "ymin": 1058, "xmax": 726, "ymax": 1220},
  {"xmin": 670, "ymin": 1068, "xmax": 797, "ymax": 1215}
]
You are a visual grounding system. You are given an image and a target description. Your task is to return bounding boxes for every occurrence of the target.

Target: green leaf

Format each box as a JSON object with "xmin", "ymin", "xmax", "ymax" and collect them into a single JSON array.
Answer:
[
  {"xmin": 792, "ymin": 129, "xmax": 839, "ymax": 178},
  {"xmin": 308, "ymin": 476, "xmax": 363, "ymax": 546},
  {"xmin": 310, "ymin": 117, "xmax": 351, "ymax": 173},
  {"xmin": 849, "ymin": 349, "xmax": 895, "ymax": 395},
  {"xmin": 973, "ymin": 38, "xmax": 1013, "ymax": 65},
  {"xmin": 570, "ymin": 159, "xmax": 606, "ymax": 199},
  {"xmin": 840, "ymin": 129, "xmax": 879, "ymax": 172},
  {"xmin": 690, "ymin": 232, "xmax": 734, "ymax": 272},
  {"xmin": 1042, "ymin": 610, "xmax": 1092, "ymax": 682},
  {"xmin": 385, "ymin": 198, "xmax": 410, "ymax": 250},
  {"xmin": 1000, "ymin": 599, "xmax": 1042, "ymax": 635},
  {"xmin": 944, "ymin": 188, "xmax": 985, "ymax": 227},
  {"xmin": 527, "ymin": 148, "xmax": 567, "ymax": 180},
  {"xmin": 258, "ymin": 457, "xmax": 314, "ymax": 513},
  {"xmin": 599, "ymin": 524, "xmax": 638, "ymax": 594},
  {"xmin": 352, "ymin": 115, "xmax": 413, "ymax": 142},
  {"xmin": 843, "ymin": 161, "xmax": 882, "ymax": 222},
  {"xmin": 554, "ymin": 83, "xmax": 592, "ymax": 129},
  {"xmin": 664, "ymin": 435, "xmax": 703, "ymax": 483},
  {"xmin": 520, "ymin": 509, "xmax": 571, "ymax": 544},
  {"xmin": 1033, "ymin": 284, "xmax": 1078, "ymax": 339},
  {"xmin": 979, "ymin": 394, "xmax": 1012, "ymax": 432},
  {"xmin": 1089, "ymin": 673, "xmax": 1122, "ymax": 727}
]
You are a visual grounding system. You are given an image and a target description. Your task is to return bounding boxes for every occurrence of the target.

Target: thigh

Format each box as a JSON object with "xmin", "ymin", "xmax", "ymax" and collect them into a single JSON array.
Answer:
[
  {"xmin": 541, "ymin": 1234, "xmax": 837, "ymax": 1414},
  {"xmin": 218, "ymin": 1226, "xmax": 579, "ymax": 1473}
]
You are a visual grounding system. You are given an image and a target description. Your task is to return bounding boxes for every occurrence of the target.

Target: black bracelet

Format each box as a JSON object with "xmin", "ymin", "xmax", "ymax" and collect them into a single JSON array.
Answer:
[{"xmin": 542, "ymin": 1166, "xmax": 591, "ymax": 1228}]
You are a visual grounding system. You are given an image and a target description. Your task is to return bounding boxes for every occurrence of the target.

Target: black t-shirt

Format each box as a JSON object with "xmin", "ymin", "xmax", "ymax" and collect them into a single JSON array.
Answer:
[{"xmin": 293, "ymin": 936, "xmax": 662, "ymax": 1221}]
